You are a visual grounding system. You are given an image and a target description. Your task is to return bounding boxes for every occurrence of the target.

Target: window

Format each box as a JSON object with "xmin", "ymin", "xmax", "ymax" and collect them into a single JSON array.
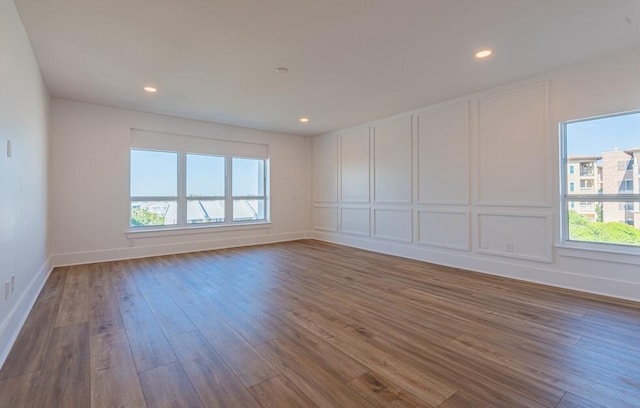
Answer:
[
  {"xmin": 128, "ymin": 131, "xmax": 269, "ymax": 230},
  {"xmin": 232, "ymin": 158, "xmax": 266, "ymax": 222},
  {"xmin": 186, "ymin": 154, "xmax": 226, "ymax": 224},
  {"xmin": 580, "ymin": 162, "xmax": 594, "ymax": 176},
  {"xmin": 618, "ymin": 160, "xmax": 634, "ymax": 171},
  {"xmin": 130, "ymin": 150, "xmax": 267, "ymax": 228},
  {"xmin": 569, "ymin": 165, "xmax": 575, "ymax": 174},
  {"xmin": 580, "ymin": 179, "xmax": 594, "ymax": 190},
  {"xmin": 130, "ymin": 150, "xmax": 178, "ymax": 226},
  {"xmin": 561, "ymin": 111, "xmax": 640, "ymax": 248}
]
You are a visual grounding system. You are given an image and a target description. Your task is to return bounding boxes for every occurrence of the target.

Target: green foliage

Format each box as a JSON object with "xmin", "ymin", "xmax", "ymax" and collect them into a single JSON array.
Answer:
[
  {"xmin": 131, "ymin": 207, "xmax": 165, "ymax": 226},
  {"xmin": 594, "ymin": 203, "xmax": 603, "ymax": 223},
  {"xmin": 569, "ymin": 210, "xmax": 640, "ymax": 246}
]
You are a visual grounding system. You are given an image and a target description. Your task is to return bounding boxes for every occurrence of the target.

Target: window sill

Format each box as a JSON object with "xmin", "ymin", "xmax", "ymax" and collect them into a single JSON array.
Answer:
[
  {"xmin": 126, "ymin": 222, "xmax": 271, "ymax": 239},
  {"xmin": 556, "ymin": 241, "xmax": 640, "ymax": 266}
]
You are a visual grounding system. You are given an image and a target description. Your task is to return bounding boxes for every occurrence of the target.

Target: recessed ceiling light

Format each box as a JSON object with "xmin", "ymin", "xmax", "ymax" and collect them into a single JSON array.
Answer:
[
  {"xmin": 143, "ymin": 86, "xmax": 157, "ymax": 93},
  {"xmin": 475, "ymin": 49, "xmax": 493, "ymax": 59},
  {"xmin": 275, "ymin": 67, "xmax": 289, "ymax": 73},
  {"xmin": 299, "ymin": 117, "xmax": 310, "ymax": 123}
]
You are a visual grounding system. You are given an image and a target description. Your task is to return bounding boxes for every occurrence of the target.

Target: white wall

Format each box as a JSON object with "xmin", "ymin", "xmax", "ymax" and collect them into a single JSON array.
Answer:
[
  {"xmin": 49, "ymin": 99, "xmax": 310, "ymax": 265},
  {"xmin": 312, "ymin": 47, "xmax": 640, "ymax": 301},
  {"xmin": 0, "ymin": 0, "xmax": 51, "ymax": 367}
]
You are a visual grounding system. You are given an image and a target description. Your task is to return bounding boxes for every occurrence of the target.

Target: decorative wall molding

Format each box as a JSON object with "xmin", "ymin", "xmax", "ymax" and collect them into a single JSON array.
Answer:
[
  {"xmin": 312, "ymin": 132, "xmax": 339, "ymax": 203},
  {"xmin": 475, "ymin": 82, "xmax": 551, "ymax": 207},
  {"xmin": 416, "ymin": 208, "xmax": 471, "ymax": 251},
  {"xmin": 477, "ymin": 210, "xmax": 553, "ymax": 263},
  {"xmin": 372, "ymin": 115, "xmax": 413, "ymax": 204},
  {"xmin": 373, "ymin": 208, "xmax": 413, "ymax": 243},
  {"xmin": 415, "ymin": 100, "xmax": 471, "ymax": 206},
  {"xmin": 339, "ymin": 206, "xmax": 371, "ymax": 237}
]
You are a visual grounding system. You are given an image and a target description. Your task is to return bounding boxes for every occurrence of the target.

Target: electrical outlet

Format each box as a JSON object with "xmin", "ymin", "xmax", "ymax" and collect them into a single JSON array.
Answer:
[
  {"xmin": 11, "ymin": 276, "xmax": 15, "ymax": 293},
  {"xmin": 481, "ymin": 240, "xmax": 489, "ymax": 249},
  {"xmin": 506, "ymin": 242, "xmax": 514, "ymax": 253},
  {"xmin": 4, "ymin": 281, "xmax": 10, "ymax": 301}
]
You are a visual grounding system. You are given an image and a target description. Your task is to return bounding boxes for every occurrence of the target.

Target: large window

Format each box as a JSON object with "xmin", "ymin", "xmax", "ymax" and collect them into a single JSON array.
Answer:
[
  {"xmin": 130, "ymin": 149, "xmax": 268, "ymax": 228},
  {"xmin": 561, "ymin": 111, "xmax": 640, "ymax": 247},
  {"xmin": 130, "ymin": 150, "xmax": 178, "ymax": 226}
]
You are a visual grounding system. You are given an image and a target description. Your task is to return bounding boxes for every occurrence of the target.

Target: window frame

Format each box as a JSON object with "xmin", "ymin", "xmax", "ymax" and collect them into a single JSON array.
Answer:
[
  {"xmin": 184, "ymin": 152, "xmax": 227, "ymax": 225},
  {"xmin": 560, "ymin": 110, "xmax": 640, "ymax": 251},
  {"xmin": 230, "ymin": 156, "xmax": 268, "ymax": 223},
  {"xmin": 129, "ymin": 148, "xmax": 269, "ymax": 231}
]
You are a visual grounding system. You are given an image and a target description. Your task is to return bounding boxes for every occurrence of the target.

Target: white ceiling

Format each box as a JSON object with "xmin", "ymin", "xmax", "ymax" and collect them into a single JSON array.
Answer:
[{"xmin": 14, "ymin": 0, "xmax": 640, "ymax": 136}]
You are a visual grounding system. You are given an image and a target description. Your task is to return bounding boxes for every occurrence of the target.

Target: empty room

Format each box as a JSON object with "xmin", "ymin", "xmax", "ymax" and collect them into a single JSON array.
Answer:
[{"xmin": 2, "ymin": 0, "xmax": 640, "ymax": 407}]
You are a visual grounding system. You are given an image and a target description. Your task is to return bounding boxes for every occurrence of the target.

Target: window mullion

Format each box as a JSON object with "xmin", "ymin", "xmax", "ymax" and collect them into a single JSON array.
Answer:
[
  {"xmin": 178, "ymin": 153, "xmax": 187, "ymax": 226},
  {"xmin": 225, "ymin": 155, "xmax": 232, "ymax": 224}
]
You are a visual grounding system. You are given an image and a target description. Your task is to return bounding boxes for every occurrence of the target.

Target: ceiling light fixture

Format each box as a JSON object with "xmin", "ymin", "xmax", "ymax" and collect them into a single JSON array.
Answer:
[
  {"xmin": 143, "ymin": 86, "xmax": 157, "ymax": 93},
  {"xmin": 299, "ymin": 117, "xmax": 310, "ymax": 123},
  {"xmin": 475, "ymin": 49, "xmax": 493, "ymax": 59},
  {"xmin": 274, "ymin": 67, "xmax": 289, "ymax": 73}
]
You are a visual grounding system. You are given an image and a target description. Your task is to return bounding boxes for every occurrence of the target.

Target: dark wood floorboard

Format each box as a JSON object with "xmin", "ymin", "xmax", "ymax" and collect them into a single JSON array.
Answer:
[{"xmin": 1, "ymin": 239, "xmax": 639, "ymax": 407}]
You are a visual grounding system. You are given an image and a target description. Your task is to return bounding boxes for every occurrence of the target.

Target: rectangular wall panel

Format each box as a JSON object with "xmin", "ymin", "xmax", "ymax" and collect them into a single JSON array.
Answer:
[
  {"xmin": 313, "ymin": 133, "xmax": 338, "ymax": 202},
  {"xmin": 313, "ymin": 206, "xmax": 338, "ymax": 232},
  {"xmin": 341, "ymin": 126, "xmax": 370, "ymax": 203},
  {"xmin": 417, "ymin": 209, "xmax": 470, "ymax": 251},
  {"xmin": 417, "ymin": 102, "xmax": 470, "ymax": 204},
  {"xmin": 340, "ymin": 207, "xmax": 370, "ymax": 236},
  {"xmin": 373, "ymin": 115, "xmax": 412, "ymax": 203},
  {"xmin": 478, "ymin": 212, "xmax": 552, "ymax": 262},
  {"xmin": 373, "ymin": 209, "xmax": 412, "ymax": 242},
  {"xmin": 477, "ymin": 83, "xmax": 549, "ymax": 206}
]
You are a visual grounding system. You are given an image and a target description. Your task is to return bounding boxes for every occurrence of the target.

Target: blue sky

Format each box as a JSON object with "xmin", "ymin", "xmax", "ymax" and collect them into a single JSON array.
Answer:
[
  {"xmin": 187, "ymin": 154, "xmax": 224, "ymax": 196},
  {"xmin": 130, "ymin": 150, "xmax": 263, "ymax": 197},
  {"xmin": 131, "ymin": 150, "xmax": 177, "ymax": 197},
  {"xmin": 566, "ymin": 111, "xmax": 640, "ymax": 156}
]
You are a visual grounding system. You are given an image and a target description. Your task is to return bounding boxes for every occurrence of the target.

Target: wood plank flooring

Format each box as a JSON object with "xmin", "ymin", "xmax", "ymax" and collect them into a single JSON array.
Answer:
[{"xmin": 1, "ymin": 240, "xmax": 639, "ymax": 407}]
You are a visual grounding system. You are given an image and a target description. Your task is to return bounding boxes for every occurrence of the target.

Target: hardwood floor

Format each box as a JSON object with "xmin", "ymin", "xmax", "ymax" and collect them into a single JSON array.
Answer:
[{"xmin": 1, "ymin": 240, "xmax": 639, "ymax": 407}]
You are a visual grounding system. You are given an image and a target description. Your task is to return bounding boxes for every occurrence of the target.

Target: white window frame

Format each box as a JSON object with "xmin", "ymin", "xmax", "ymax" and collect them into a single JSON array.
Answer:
[
  {"xmin": 560, "ymin": 111, "xmax": 640, "ymax": 252},
  {"xmin": 129, "ymin": 148, "xmax": 269, "ymax": 232}
]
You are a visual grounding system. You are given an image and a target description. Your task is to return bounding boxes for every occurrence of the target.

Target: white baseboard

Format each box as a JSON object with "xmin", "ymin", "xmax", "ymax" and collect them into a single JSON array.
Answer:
[
  {"xmin": 0, "ymin": 256, "xmax": 53, "ymax": 370},
  {"xmin": 311, "ymin": 231, "xmax": 640, "ymax": 302},
  {"xmin": 51, "ymin": 232, "xmax": 307, "ymax": 267}
]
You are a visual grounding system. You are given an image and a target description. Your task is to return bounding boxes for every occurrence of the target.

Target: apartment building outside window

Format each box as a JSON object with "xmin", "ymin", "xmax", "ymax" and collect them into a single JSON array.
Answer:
[{"xmin": 561, "ymin": 111, "xmax": 640, "ymax": 248}]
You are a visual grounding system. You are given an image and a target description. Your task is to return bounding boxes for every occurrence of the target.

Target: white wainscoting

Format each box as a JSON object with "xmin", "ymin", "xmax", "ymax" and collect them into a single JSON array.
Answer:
[
  {"xmin": 340, "ymin": 126, "xmax": 370, "ymax": 203},
  {"xmin": 476, "ymin": 83, "xmax": 550, "ymax": 207},
  {"xmin": 373, "ymin": 208, "xmax": 413, "ymax": 243},
  {"xmin": 416, "ymin": 101, "xmax": 470, "ymax": 205},
  {"xmin": 313, "ymin": 133, "xmax": 339, "ymax": 203},
  {"xmin": 340, "ymin": 207, "xmax": 371, "ymax": 237},
  {"xmin": 310, "ymin": 54, "xmax": 640, "ymax": 301},
  {"xmin": 416, "ymin": 208, "xmax": 470, "ymax": 251},
  {"xmin": 477, "ymin": 211, "xmax": 553, "ymax": 263},
  {"xmin": 372, "ymin": 115, "xmax": 413, "ymax": 204}
]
